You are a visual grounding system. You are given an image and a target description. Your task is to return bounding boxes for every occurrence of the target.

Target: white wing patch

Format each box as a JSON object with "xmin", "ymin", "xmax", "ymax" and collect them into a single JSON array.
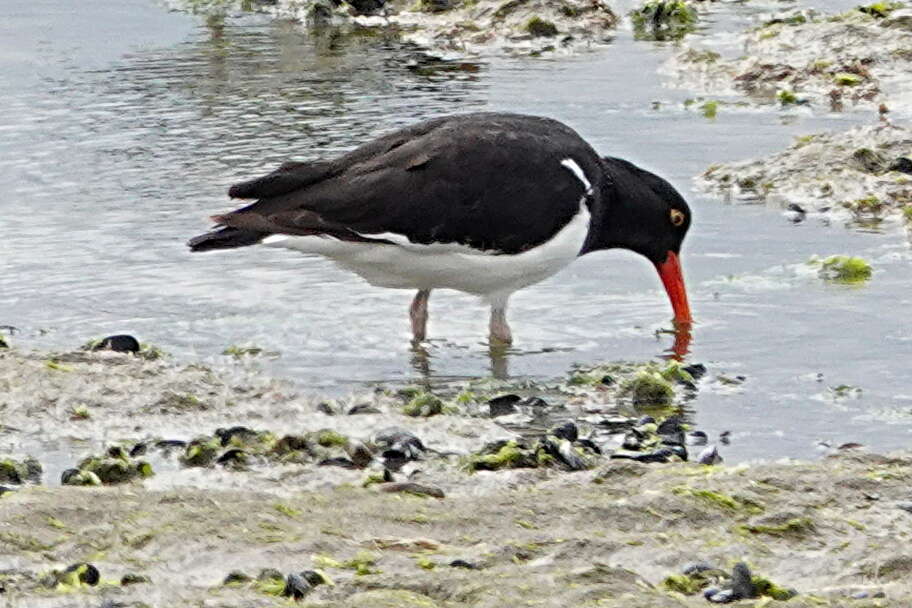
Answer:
[{"xmin": 561, "ymin": 158, "xmax": 592, "ymax": 194}]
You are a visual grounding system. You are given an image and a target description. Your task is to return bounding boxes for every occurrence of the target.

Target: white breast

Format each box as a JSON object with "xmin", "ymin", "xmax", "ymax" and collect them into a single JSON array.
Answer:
[{"xmin": 261, "ymin": 200, "xmax": 591, "ymax": 299}]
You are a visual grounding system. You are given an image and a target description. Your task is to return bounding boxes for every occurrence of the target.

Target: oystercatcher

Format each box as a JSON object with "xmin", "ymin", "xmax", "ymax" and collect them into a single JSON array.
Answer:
[{"xmin": 188, "ymin": 112, "xmax": 692, "ymax": 346}]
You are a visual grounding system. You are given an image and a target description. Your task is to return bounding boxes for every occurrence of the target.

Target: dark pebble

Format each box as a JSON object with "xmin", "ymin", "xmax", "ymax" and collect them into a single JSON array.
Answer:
[
  {"xmin": 316, "ymin": 401, "xmax": 336, "ymax": 415},
  {"xmin": 449, "ymin": 559, "xmax": 480, "ymax": 569},
  {"xmin": 730, "ymin": 562, "xmax": 755, "ymax": 599},
  {"xmin": 223, "ymin": 571, "xmax": 253, "ymax": 585},
  {"xmin": 257, "ymin": 568, "xmax": 284, "ymax": 582},
  {"xmin": 896, "ymin": 502, "xmax": 912, "ymax": 513},
  {"xmin": 374, "ymin": 428, "xmax": 426, "ymax": 455},
  {"xmin": 379, "ymin": 481, "xmax": 445, "ymax": 498},
  {"xmin": 657, "ymin": 416, "xmax": 684, "ymax": 436},
  {"xmin": 216, "ymin": 449, "xmax": 247, "ymax": 465},
  {"xmin": 600, "ymin": 374, "xmax": 615, "ymax": 386},
  {"xmin": 120, "ymin": 573, "xmax": 150, "ymax": 586},
  {"xmin": 636, "ymin": 415, "xmax": 656, "ymax": 426},
  {"xmin": 487, "ymin": 395, "xmax": 521, "ymax": 417},
  {"xmin": 683, "ymin": 363, "xmax": 707, "ymax": 380},
  {"xmin": 888, "ymin": 157, "xmax": 912, "ymax": 174},
  {"xmin": 91, "ymin": 335, "xmax": 140, "ymax": 353},
  {"xmin": 787, "ymin": 203, "xmax": 806, "ymax": 215},
  {"xmin": 215, "ymin": 426, "xmax": 258, "ymax": 446},
  {"xmin": 283, "ymin": 573, "xmax": 311, "ymax": 599},
  {"xmin": 611, "ymin": 448, "xmax": 674, "ymax": 463},
  {"xmin": 347, "ymin": 403, "xmax": 380, "ymax": 415},
  {"xmin": 346, "ymin": 440, "xmax": 374, "ymax": 468},
  {"xmin": 707, "ymin": 589, "xmax": 735, "ymax": 603},
  {"xmin": 576, "ymin": 438, "xmax": 602, "ymax": 454},
  {"xmin": 318, "ymin": 457, "xmax": 357, "ymax": 469},
  {"xmin": 129, "ymin": 443, "xmax": 148, "ymax": 457},
  {"xmin": 346, "ymin": 0, "xmax": 386, "ymax": 15},
  {"xmin": 64, "ymin": 563, "xmax": 100, "ymax": 586},
  {"xmin": 697, "ymin": 445, "xmax": 722, "ymax": 465},
  {"xmin": 719, "ymin": 431, "xmax": 731, "ymax": 445},
  {"xmin": 687, "ymin": 431, "xmax": 708, "ymax": 446},
  {"xmin": 300, "ymin": 570, "xmax": 327, "ymax": 587},
  {"xmin": 107, "ymin": 445, "xmax": 129, "ymax": 460},
  {"xmin": 154, "ymin": 439, "xmax": 187, "ymax": 450},
  {"xmin": 60, "ymin": 469, "xmax": 81, "ymax": 485},
  {"xmin": 551, "ymin": 421, "xmax": 579, "ymax": 442}
]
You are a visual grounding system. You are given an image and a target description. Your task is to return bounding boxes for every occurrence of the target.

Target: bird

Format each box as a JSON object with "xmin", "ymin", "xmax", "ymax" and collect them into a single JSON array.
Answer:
[{"xmin": 188, "ymin": 112, "xmax": 692, "ymax": 347}]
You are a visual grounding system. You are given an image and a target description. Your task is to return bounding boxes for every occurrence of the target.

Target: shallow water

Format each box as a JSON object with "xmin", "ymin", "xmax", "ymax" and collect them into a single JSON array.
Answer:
[{"xmin": 3, "ymin": 0, "xmax": 911, "ymax": 462}]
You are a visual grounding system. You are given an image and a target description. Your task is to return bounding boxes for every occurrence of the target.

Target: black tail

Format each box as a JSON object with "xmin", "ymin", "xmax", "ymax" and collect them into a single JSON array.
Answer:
[{"xmin": 187, "ymin": 226, "xmax": 268, "ymax": 252}]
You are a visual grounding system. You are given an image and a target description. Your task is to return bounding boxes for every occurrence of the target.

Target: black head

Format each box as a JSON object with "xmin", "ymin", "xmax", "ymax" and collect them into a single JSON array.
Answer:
[
  {"xmin": 582, "ymin": 156, "xmax": 693, "ymax": 325},
  {"xmin": 584, "ymin": 156, "xmax": 691, "ymax": 263}
]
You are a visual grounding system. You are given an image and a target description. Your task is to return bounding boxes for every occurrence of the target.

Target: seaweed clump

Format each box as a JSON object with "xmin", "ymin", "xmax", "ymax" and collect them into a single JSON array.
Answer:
[
  {"xmin": 630, "ymin": 0, "xmax": 698, "ymax": 41},
  {"xmin": 524, "ymin": 16, "xmax": 558, "ymax": 37},
  {"xmin": 813, "ymin": 255, "xmax": 873, "ymax": 283},
  {"xmin": 0, "ymin": 457, "xmax": 42, "ymax": 485},
  {"xmin": 466, "ymin": 435, "xmax": 599, "ymax": 472},
  {"xmin": 63, "ymin": 446, "xmax": 153, "ymax": 485}
]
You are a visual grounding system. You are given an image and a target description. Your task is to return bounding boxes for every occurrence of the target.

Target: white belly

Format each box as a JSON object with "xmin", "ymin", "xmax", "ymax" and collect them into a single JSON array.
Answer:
[{"xmin": 261, "ymin": 201, "xmax": 590, "ymax": 298}]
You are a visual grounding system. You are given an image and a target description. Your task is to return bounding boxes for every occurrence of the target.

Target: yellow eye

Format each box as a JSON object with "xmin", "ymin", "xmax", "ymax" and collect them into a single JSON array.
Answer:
[{"xmin": 670, "ymin": 209, "xmax": 686, "ymax": 227}]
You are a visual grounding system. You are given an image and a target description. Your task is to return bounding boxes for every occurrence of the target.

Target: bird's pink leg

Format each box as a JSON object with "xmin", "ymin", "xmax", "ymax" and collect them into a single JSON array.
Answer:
[
  {"xmin": 409, "ymin": 289, "xmax": 431, "ymax": 342},
  {"xmin": 489, "ymin": 297, "xmax": 513, "ymax": 345}
]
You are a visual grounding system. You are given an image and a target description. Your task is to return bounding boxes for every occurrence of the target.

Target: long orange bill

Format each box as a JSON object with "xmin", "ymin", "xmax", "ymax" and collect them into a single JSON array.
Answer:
[{"xmin": 655, "ymin": 251, "xmax": 693, "ymax": 328}]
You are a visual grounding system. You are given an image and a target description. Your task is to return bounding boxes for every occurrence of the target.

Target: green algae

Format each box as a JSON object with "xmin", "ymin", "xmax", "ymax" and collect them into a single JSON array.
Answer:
[
  {"xmin": 313, "ymin": 429, "xmax": 348, "ymax": 448},
  {"xmin": 466, "ymin": 440, "xmax": 540, "ymax": 472},
  {"xmin": 0, "ymin": 457, "xmax": 41, "ymax": 485},
  {"xmin": 815, "ymin": 255, "xmax": 873, "ymax": 283},
  {"xmin": 700, "ymin": 100, "xmax": 719, "ymax": 119},
  {"xmin": 834, "ymin": 72, "xmax": 863, "ymax": 86},
  {"xmin": 620, "ymin": 371, "xmax": 675, "ymax": 407},
  {"xmin": 222, "ymin": 344, "xmax": 264, "ymax": 358},
  {"xmin": 181, "ymin": 437, "xmax": 221, "ymax": 467},
  {"xmin": 752, "ymin": 574, "xmax": 798, "ymax": 600},
  {"xmin": 403, "ymin": 393, "xmax": 444, "ymax": 417},
  {"xmin": 735, "ymin": 517, "xmax": 815, "ymax": 537},
  {"xmin": 672, "ymin": 486, "xmax": 764, "ymax": 514},
  {"xmin": 630, "ymin": 0, "xmax": 697, "ymax": 41},
  {"xmin": 661, "ymin": 573, "xmax": 706, "ymax": 595},
  {"xmin": 524, "ymin": 16, "xmax": 558, "ymax": 37},
  {"xmin": 857, "ymin": 2, "xmax": 904, "ymax": 18},
  {"xmin": 62, "ymin": 470, "xmax": 102, "ymax": 486},
  {"xmin": 77, "ymin": 454, "xmax": 153, "ymax": 484},
  {"xmin": 777, "ymin": 89, "xmax": 800, "ymax": 105}
]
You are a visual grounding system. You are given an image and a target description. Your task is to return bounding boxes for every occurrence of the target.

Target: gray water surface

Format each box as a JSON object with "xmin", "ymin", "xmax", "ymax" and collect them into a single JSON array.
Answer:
[{"xmin": 3, "ymin": 0, "xmax": 911, "ymax": 462}]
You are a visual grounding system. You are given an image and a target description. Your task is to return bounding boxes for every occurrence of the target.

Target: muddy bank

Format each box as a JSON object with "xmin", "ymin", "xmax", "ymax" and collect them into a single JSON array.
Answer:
[
  {"xmin": 698, "ymin": 120, "xmax": 912, "ymax": 225},
  {"xmin": 2, "ymin": 346, "xmax": 912, "ymax": 606},
  {"xmin": 4, "ymin": 443, "xmax": 912, "ymax": 606},
  {"xmin": 665, "ymin": 5, "xmax": 912, "ymax": 111}
]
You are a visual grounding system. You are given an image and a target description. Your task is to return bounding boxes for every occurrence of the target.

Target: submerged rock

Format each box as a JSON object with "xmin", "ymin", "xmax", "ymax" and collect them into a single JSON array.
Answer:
[
  {"xmin": 0, "ymin": 457, "xmax": 42, "ymax": 485},
  {"xmin": 700, "ymin": 123, "xmax": 912, "ymax": 223}
]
